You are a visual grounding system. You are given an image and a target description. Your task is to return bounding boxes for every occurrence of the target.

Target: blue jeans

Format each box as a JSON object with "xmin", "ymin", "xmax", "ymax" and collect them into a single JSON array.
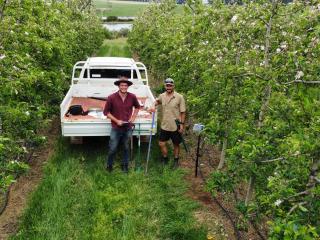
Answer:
[{"xmin": 107, "ymin": 128, "xmax": 132, "ymax": 167}]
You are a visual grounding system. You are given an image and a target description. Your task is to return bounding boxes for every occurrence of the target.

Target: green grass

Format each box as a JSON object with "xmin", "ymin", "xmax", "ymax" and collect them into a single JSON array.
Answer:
[
  {"xmin": 96, "ymin": 38, "xmax": 131, "ymax": 57},
  {"xmin": 94, "ymin": 0, "xmax": 148, "ymax": 16},
  {"xmin": 94, "ymin": 0, "xmax": 184, "ymax": 17},
  {"xmin": 11, "ymin": 137, "xmax": 207, "ymax": 240}
]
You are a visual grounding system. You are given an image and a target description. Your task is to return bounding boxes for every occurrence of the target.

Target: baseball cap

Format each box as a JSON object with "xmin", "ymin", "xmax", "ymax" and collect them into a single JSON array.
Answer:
[{"xmin": 164, "ymin": 78, "xmax": 174, "ymax": 85}]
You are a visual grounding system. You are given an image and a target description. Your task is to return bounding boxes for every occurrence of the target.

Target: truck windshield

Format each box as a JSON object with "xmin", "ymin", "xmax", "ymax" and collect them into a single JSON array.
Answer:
[{"xmin": 84, "ymin": 69, "xmax": 138, "ymax": 79}]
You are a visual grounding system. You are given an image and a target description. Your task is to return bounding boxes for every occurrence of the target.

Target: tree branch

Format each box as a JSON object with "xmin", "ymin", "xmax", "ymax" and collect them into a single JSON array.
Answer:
[
  {"xmin": 285, "ymin": 190, "xmax": 309, "ymax": 200},
  {"xmin": 233, "ymin": 72, "xmax": 266, "ymax": 81},
  {"xmin": 285, "ymin": 80, "xmax": 320, "ymax": 85},
  {"xmin": 288, "ymin": 201, "xmax": 307, "ymax": 215},
  {"xmin": 260, "ymin": 157, "xmax": 284, "ymax": 163},
  {"xmin": 240, "ymin": 152, "xmax": 307, "ymax": 164}
]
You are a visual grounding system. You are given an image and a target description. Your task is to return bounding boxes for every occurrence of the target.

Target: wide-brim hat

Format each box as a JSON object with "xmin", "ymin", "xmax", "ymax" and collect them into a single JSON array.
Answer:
[{"xmin": 114, "ymin": 79, "xmax": 133, "ymax": 86}]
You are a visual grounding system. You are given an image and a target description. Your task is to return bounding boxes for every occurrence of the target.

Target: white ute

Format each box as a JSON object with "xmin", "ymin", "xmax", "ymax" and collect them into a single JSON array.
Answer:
[{"xmin": 60, "ymin": 57, "xmax": 156, "ymax": 138}]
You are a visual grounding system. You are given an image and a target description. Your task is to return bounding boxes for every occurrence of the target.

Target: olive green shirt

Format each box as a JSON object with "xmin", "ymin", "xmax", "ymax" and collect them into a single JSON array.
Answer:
[{"xmin": 157, "ymin": 91, "xmax": 186, "ymax": 131}]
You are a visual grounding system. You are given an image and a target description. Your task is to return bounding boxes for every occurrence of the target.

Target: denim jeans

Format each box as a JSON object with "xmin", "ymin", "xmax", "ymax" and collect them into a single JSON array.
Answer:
[{"xmin": 107, "ymin": 128, "xmax": 132, "ymax": 167}]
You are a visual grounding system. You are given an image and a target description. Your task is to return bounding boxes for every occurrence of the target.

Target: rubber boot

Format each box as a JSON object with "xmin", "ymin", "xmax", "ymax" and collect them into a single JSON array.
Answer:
[
  {"xmin": 122, "ymin": 164, "xmax": 129, "ymax": 174},
  {"xmin": 162, "ymin": 156, "xmax": 169, "ymax": 165},
  {"xmin": 106, "ymin": 164, "xmax": 113, "ymax": 173},
  {"xmin": 173, "ymin": 157, "xmax": 179, "ymax": 169}
]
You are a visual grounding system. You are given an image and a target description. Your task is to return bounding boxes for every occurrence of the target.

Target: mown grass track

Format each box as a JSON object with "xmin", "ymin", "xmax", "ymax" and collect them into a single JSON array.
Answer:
[
  {"xmin": 12, "ymin": 136, "xmax": 207, "ymax": 240},
  {"xmin": 97, "ymin": 38, "xmax": 131, "ymax": 57}
]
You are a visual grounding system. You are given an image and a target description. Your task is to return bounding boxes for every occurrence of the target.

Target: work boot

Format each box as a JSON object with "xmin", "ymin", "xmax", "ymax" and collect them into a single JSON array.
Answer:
[
  {"xmin": 121, "ymin": 164, "xmax": 129, "ymax": 174},
  {"xmin": 162, "ymin": 156, "xmax": 169, "ymax": 165},
  {"xmin": 173, "ymin": 157, "xmax": 179, "ymax": 169},
  {"xmin": 106, "ymin": 164, "xmax": 113, "ymax": 173}
]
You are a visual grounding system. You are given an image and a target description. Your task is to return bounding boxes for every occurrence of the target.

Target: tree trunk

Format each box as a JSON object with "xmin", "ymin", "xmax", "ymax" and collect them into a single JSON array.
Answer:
[
  {"xmin": 245, "ymin": 0, "xmax": 278, "ymax": 206},
  {"xmin": 245, "ymin": 175, "xmax": 255, "ymax": 205},
  {"xmin": 306, "ymin": 158, "xmax": 320, "ymax": 192},
  {"xmin": 0, "ymin": 0, "xmax": 8, "ymax": 22},
  {"xmin": 217, "ymin": 134, "xmax": 228, "ymax": 170}
]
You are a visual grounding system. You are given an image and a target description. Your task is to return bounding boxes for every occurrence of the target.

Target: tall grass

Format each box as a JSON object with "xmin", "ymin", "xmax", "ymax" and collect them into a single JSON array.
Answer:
[{"xmin": 12, "ymin": 137, "xmax": 207, "ymax": 240}]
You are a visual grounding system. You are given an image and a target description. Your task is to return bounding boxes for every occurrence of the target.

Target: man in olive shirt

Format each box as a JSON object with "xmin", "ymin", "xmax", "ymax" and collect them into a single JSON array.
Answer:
[{"xmin": 153, "ymin": 78, "xmax": 186, "ymax": 168}]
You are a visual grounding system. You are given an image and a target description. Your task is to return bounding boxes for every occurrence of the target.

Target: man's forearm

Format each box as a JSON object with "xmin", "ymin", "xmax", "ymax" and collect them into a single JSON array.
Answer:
[
  {"xmin": 130, "ymin": 108, "xmax": 139, "ymax": 122},
  {"xmin": 153, "ymin": 100, "xmax": 160, "ymax": 108},
  {"xmin": 107, "ymin": 113, "xmax": 119, "ymax": 123},
  {"xmin": 180, "ymin": 112, "xmax": 186, "ymax": 124}
]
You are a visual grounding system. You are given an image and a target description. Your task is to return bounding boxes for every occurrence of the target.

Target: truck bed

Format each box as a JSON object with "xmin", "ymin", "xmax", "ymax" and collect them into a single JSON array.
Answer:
[
  {"xmin": 64, "ymin": 97, "xmax": 151, "ymax": 122},
  {"xmin": 61, "ymin": 57, "xmax": 156, "ymax": 137}
]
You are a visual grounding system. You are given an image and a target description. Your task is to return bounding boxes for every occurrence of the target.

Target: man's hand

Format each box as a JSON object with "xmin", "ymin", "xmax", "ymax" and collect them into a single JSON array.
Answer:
[
  {"xmin": 178, "ymin": 124, "xmax": 184, "ymax": 134},
  {"xmin": 147, "ymin": 107, "xmax": 156, "ymax": 113},
  {"xmin": 116, "ymin": 120, "xmax": 124, "ymax": 126}
]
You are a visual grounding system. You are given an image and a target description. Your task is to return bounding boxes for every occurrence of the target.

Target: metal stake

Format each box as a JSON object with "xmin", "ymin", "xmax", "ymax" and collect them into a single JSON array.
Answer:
[{"xmin": 195, "ymin": 134, "xmax": 201, "ymax": 177}]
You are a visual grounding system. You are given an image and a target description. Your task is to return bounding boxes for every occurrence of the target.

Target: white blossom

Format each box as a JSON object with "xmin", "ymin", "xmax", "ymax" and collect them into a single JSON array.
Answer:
[
  {"xmin": 274, "ymin": 199, "xmax": 282, "ymax": 207},
  {"xmin": 260, "ymin": 45, "xmax": 265, "ymax": 51},
  {"xmin": 25, "ymin": 31, "xmax": 29, "ymax": 35},
  {"xmin": 280, "ymin": 42, "xmax": 287, "ymax": 49},
  {"xmin": 231, "ymin": 15, "xmax": 238, "ymax": 24},
  {"xmin": 25, "ymin": 111, "xmax": 30, "ymax": 116},
  {"xmin": 0, "ymin": 54, "xmax": 5, "ymax": 60},
  {"xmin": 295, "ymin": 71, "xmax": 304, "ymax": 80},
  {"xmin": 276, "ymin": 48, "xmax": 281, "ymax": 53},
  {"xmin": 253, "ymin": 44, "xmax": 260, "ymax": 50}
]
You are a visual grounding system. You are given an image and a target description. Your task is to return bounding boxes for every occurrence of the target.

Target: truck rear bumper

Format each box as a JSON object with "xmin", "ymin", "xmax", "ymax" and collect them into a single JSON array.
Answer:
[{"xmin": 61, "ymin": 121, "xmax": 156, "ymax": 137}]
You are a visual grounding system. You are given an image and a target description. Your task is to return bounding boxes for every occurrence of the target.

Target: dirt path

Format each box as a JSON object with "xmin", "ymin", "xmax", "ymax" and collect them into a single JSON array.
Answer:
[
  {"xmin": 180, "ymin": 147, "xmax": 237, "ymax": 240},
  {"xmin": 0, "ymin": 118, "xmax": 59, "ymax": 240},
  {"xmin": 181, "ymin": 134, "xmax": 263, "ymax": 240}
]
